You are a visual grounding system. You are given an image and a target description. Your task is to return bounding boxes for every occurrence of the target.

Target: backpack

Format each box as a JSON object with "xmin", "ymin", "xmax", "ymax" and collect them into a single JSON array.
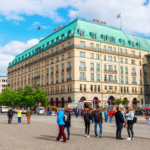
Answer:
[
  {"xmin": 63, "ymin": 111, "xmax": 69, "ymax": 123},
  {"xmin": 94, "ymin": 110, "xmax": 100, "ymax": 122},
  {"xmin": 9, "ymin": 110, "xmax": 13, "ymax": 116}
]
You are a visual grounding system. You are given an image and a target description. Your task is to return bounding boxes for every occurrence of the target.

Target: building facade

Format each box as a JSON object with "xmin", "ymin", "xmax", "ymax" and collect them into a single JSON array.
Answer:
[
  {"xmin": 143, "ymin": 54, "xmax": 150, "ymax": 105},
  {"xmin": 7, "ymin": 19, "xmax": 150, "ymax": 107},
  {"xmin": 0, "ymin": 76, "xmax": 7, "ymax": 93}
]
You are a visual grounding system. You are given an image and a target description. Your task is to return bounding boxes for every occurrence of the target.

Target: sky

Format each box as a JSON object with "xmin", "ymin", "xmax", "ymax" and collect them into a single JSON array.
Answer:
[{"xmin": 0, "ymin": 0, "xmax": 150, "ymax": 76}]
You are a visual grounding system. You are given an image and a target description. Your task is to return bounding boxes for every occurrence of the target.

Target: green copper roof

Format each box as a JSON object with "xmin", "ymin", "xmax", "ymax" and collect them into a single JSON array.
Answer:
[{"xmin": 8, "ymin": 18, "xmax": 150, "ymax": 68}]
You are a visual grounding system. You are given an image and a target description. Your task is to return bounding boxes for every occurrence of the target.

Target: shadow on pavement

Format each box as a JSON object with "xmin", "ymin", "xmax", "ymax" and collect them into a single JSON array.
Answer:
[{"xmin": 34, "ymin": 135, "xmax": 57, "ymax": 141}]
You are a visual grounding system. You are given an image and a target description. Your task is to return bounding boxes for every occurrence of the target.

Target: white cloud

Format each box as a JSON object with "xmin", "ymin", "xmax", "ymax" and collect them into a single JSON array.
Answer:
[
  {"xmin": 28, "ymin": 22, "xmax": 51, "ymax": 30},
  {"xmin": 13, "ymin": 21, "xmax": 19, "ymax": 25},
  {"xmin": 0, "ymin": 0, "xmax": 73, "ymax": 22},
  {"xmin": 0, "ymin": 38, "xmax": 39, "ymax": 55},
  {"xmin": 69, "ymin": 0, "xmax": 150, "ymax": 36},
  {"xmin": 0, "ymin": 18, "xmax": 3, "ymax": 21},
  {"xmin": 0, "ymin": 54, "xmax": 14, "ymax": 76}
]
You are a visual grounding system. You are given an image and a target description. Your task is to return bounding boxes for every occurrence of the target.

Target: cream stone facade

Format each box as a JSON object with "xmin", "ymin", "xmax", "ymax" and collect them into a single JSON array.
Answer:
[
  {"xmin": 7, "ymin": 19, "xmax": 150, "ymax": 107},
  {"xmin": 0, "ymin": 76, "xmax": 7, "ymax": 93}
]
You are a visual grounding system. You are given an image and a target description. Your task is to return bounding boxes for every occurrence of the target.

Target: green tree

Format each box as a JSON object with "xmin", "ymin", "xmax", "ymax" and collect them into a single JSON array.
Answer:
[
  {"xmin": 115, "ymin": 98, "xmax": 122, "ymax": 106},
  {"xmin": 0, "ymin": 87, "xmax": 16, "ymax": 106},
  {"xmin": 34, "ymin": 86, "xmax": 48, "ymax": 107},
  {"xmin": 14, "ymin": 87, "xmax": 24, "ymax": 107},
  {"xmin": 122, "ymin": 98, "xmax": 129, "ymax": 105},
  {"xmin": 23, "ymin": 85, "xmax": 35, "ymax": 107}
]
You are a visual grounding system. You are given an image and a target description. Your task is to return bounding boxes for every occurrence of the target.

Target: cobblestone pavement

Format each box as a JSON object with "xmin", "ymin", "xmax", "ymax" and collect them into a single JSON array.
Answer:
[{"xmin": 0, "ymin": 114, "xmax": 150, "ymax": 150}]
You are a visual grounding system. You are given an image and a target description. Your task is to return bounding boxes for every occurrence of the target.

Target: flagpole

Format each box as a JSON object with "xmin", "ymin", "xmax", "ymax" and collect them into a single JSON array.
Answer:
[{"xmin": 120, "ymin": 13, "xmax": 122, "ymax": 30}]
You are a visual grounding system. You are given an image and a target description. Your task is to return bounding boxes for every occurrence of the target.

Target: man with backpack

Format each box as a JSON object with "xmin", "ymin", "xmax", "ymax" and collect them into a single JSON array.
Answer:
[
  {"xmin": 93, "ymin": 105, "xmax": 103, "ymax": 138},
  {"xmin": 56, "ymin": 107, "xmax": 67, "ymax": 142},
  {"xmin": 7, "ymin": 107, "xmax": 14, "ymax": 124},
  {"xmin": 64, "ymin": 107, "xmax": 71, "ymax": 140}
]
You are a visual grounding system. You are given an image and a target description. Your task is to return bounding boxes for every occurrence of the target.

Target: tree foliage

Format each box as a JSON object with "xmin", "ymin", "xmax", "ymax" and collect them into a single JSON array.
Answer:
[
  {"xmin": 0, "ymin": 86, "xmax": 48, "ymax": 107},
  {"xmin": 115, "ymin": 98, "xmax": 122, "ymax": 106},
  {"xmin": 122, "ymin": 98, "xmax": 129, "ymax": 105}
]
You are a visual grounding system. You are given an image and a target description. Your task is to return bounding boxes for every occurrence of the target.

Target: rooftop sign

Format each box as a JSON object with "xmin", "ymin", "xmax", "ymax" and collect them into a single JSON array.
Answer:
[
  {"xmin": 93, "ymin": 18, "xmax": 106, "ymax": 24},
  {"xmin": 54, "ymin": 25, "xmax": 62, "ymax": 32}
]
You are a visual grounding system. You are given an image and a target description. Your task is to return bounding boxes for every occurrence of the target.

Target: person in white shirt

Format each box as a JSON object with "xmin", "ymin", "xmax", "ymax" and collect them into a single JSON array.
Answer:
[{"xmin": 125, "ymin": 107, "xmax": 134, "ymax": 140}]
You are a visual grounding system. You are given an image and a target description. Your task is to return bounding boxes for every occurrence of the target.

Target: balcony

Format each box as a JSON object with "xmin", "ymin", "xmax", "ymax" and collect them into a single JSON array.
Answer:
[
  {"xmin": 79, "ymin": 67, "xmax": 86, "ymax": 71},
  {"xmin": 61, "ymin": 69, "xmax": 64, "ymax": 72},
  {"xmin": 62, "ymin": 79, "xmax": 64, "ymax": 82},
  {"xmin": 132, "ymin": 82, "xmax": 137, "ymax": 84},
  {"xmin": 51, "ymin": 81, "xmax": 53, "ymax": 84},
  {"xmin": 125, "ymin": 72, "xmax": 128, "ymax": 75},
  {"xmin": 80, "ymin": 77, "xmax": 86, "ymax": 81},
  {"xmin": 113, "ymin": 80, "xmax": 117, "ymax": 83},
  {"xmin": 67, "ymin": 78, "xmax": 72, "ymax": 81},
  {"xmin": 28, "ymin": 79, "xmax": 30, "ymax": 81},
  {"xmin": 90, "ymin": 68, "xmax": 94, "ymax": 71},
  {"xmin": 131, "ymin": 73, "xmax": 136, "ymax": 76},
  {"xmin": 56, "ymin": 71, "xmax": 58, "ymax": 74},
  {"xmin": 51, "ymin": 72, "xmax": 53, "ymax": 75},
  {"xmin": 34, "ymin": 75, "xmax": 40, "ymax": 79},
  {"xmin": 56, "ymin": 81, "xmax": 58, "ymax": 83},
  {"xmin": 47, "ymin": 73, "xmax": 49, "ymax": 76},
  {"xmin": 67, "ymin": 67, "xmax": 71, "ymax": 72}
]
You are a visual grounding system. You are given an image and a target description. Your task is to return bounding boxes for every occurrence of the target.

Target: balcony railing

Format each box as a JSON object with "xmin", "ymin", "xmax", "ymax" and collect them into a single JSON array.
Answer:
[
  {"xmin": 34, "ymin": 75, "xmax": 40, "ymax": 79},
  {"xmin": 67, "ymin": 67, "xmax": 71, "ymax": 71},
  {"xmin": 67, "ymin": 78, "xmax": 72, "ymax": 81},
  {"xmin": 79, "ymin": 67, "xmax": 86, "ymax": 71},
  {"xmin": 131, "ymin": 73, "xmax": 136, "ymax": 76},
  {"xmin": 80, "ymin": 77, "xmax": 86, "ymax": 81},
  {"xmin": 132, "ymin": 82, "xmax": 137, "ymax": 84}
]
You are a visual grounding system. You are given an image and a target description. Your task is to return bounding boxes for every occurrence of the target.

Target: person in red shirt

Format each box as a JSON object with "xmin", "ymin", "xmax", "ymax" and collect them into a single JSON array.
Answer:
[{"xmin": 108, "ymin": 109, "xmax": 113, "ymax": 123}]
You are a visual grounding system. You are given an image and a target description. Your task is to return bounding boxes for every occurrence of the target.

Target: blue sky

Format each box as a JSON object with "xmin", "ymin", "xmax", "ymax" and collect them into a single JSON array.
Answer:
[{"xmin": 0, "ymin": 0, "xmax": 150, "ymax": 76}]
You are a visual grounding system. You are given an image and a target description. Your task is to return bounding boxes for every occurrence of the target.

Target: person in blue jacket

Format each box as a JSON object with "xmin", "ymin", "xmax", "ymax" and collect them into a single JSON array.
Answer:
[
  {"xmin": 56, "ymin": 107, "xmax": 67, "ymax": 142},
  {"xmin": 104, "ymin": 108, "xmax": 108, "ymax": 122}
]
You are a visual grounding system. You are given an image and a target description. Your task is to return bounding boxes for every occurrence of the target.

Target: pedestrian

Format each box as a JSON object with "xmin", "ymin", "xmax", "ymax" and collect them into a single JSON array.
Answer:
[
  {"xmin": 124, "ymin": 108, "xmax": 128, "ymax": 128},
  {"xmin": 115, "ymin": 107, "xmax": 125, "ymax": 139},
  {"xmin": 17, "ymin": 108, "xmax": 23, "ymax": 124},
  {"xmin": 125, "ymin": 107, "xmax": 134, "ymax": 140},
  {"xmin": 26, "ymin": 107, "xmax": 32, "ymax": 124},
  {"xmin": 104, "ymin": 108, "xmax": 108, "ymax": 122},
  {"xmin": 108, "ymin": 109, "xmax": 113, "ymax": 123},
  {"xmin": 76, "ymin": 108, "xmax": 78, "ymax": 118},
  {"xmin": 84, "ymin": 108, "xmax": 92, "ymax": 138},
  {"xmin": 7, "ymin": 107, "xmax": 14, "ymax": 124},
  {"xmin": 93, "ymin": 105, "xmax": 103, "ymax": 138},
  {"xmin": 145, "ymin": 110, "xmax": 150, "ymax": 125},
  {"xmin": 64, "ymin": 107, "xmax": 71, "ymax": 140},
  {"xmin": 56, "ymin": 107, "xmax": 67, "ymax": 142}
]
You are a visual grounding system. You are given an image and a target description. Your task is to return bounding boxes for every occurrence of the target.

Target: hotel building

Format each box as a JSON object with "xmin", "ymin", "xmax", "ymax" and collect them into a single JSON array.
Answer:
[{"xmin": 7, "ymin": 19, "xmax": 150, "ymax": 107}]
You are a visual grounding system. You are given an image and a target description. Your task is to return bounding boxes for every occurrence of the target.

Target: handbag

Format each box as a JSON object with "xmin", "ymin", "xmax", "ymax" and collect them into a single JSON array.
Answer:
[{"xmin": 21, "ymin": 114, "xmax": 23, "ymax": 118}]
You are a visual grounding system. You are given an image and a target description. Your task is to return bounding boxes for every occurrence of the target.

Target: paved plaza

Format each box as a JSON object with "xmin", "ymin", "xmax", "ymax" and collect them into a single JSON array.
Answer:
[{"xmin": 0, "ymin": 114, "xmax": 150, "ymax": 150}]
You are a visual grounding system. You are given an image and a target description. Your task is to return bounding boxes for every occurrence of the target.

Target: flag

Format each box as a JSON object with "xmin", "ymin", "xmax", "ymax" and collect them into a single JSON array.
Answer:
[
  {"xmin": 117, "ymin": 13, "xmax": 121, "ymax": 19},
  {"xmin": 38, "ymin": 27, "xmax": 40, "ymax": 31}
]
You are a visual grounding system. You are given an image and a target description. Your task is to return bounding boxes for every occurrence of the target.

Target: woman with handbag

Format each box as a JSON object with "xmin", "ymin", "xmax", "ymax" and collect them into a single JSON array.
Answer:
[
  {"xmin": 125, "ymin": 107, "xmax": 134, "ymax": 140},
  {"xmin": 145, "ymin": 110, "xmax": 150, "ymax": 125},
  {"xmin": 17, "ymin": 108, "xmax": 23, "ymax": 124}
]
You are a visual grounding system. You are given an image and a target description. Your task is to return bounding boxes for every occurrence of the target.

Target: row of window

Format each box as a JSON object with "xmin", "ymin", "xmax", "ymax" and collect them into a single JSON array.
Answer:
[
  {"xmin": 79, "ymin": 31, "xmax": 141, "ymax": 48},
  {"xmin": 79, "ymin": 84, "xmax": 143, "ymax": 94}
]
